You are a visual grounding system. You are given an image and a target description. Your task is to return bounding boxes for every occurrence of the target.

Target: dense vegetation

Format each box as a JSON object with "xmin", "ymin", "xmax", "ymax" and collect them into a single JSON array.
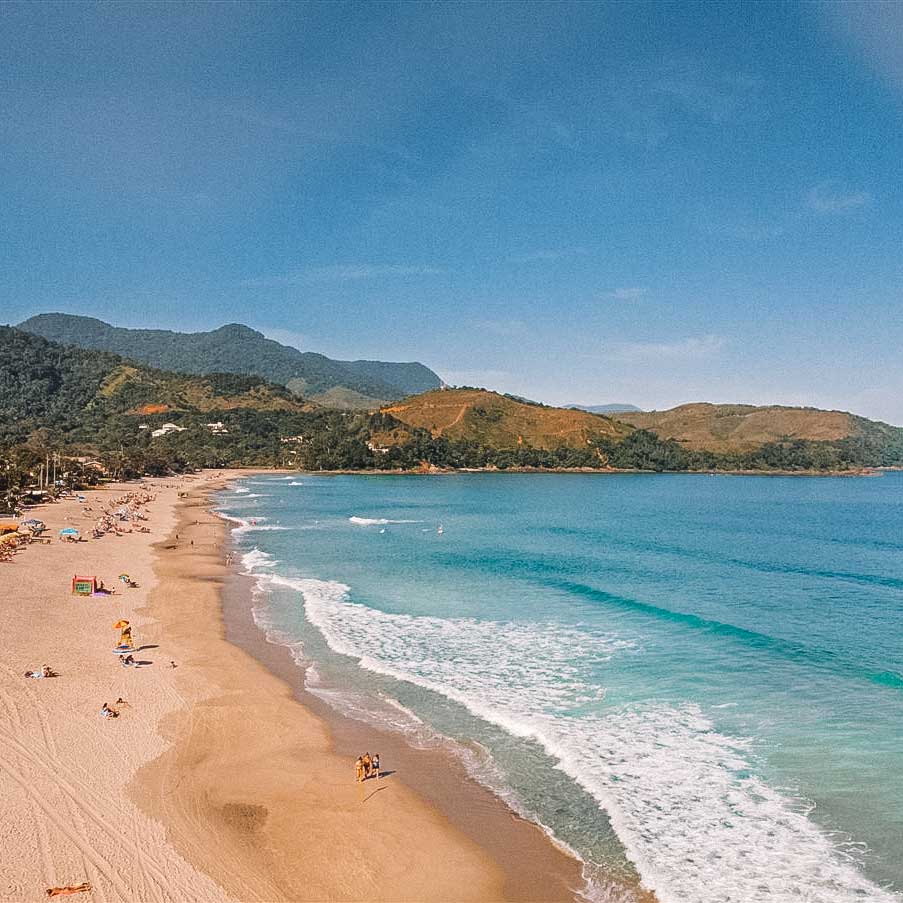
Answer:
[
  {"xmin": 19, "ymin": 313, "xmax": 441, "ymax": 407},
  {"xmin": 2, "ymin": 327, "xmax": 902, "ymax": 512}
]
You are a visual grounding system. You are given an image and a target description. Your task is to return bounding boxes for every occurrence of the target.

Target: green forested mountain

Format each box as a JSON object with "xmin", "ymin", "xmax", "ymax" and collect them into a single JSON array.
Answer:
[
  {"xmin": 18, "ymin": 313, "xmax": 441, "ymax": 407},
  {"xmin": 3, "ymin": 328, "xmax": 903, "ymax": 480},
  {"xmin": 0, "ymin": 326, "xmax": 322, "ymax": 462}
]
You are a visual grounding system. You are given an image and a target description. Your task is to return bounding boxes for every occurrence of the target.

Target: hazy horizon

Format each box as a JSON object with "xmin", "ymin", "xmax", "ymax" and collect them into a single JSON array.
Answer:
[{"xmin": 4, "ymin": 1, "xmax": 902, "ymax": 423}]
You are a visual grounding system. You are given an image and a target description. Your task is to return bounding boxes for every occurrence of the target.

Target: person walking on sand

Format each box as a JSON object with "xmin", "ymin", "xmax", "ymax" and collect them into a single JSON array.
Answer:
[
  {"xmin": 372, "ymin": 753, "xmax": 380, "ymax": 779},
  {"xmin": 355, "ymin": 756, "xmax": 365, "ymax": 783}
]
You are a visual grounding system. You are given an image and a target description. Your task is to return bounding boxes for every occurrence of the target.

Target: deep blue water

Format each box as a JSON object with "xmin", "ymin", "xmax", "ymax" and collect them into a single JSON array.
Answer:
[{"xmin": 219, "ymin": 472, "xmax": 903, "ymax": 903}]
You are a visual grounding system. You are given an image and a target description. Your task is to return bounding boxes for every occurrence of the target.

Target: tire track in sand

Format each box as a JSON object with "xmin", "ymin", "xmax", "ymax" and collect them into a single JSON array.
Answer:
[{"xmin": 0, "ymin": 723, "xmax": 175, "ymax": 902}]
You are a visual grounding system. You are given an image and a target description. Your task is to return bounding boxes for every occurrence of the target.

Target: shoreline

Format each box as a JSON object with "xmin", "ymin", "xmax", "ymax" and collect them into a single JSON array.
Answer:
[
  {"xmin": 214, "ymin": 477, "xmax": 660, "ymax": 903},
  {"xmin": 133, "ymin": 474, "xmax": 587, "ymax": 901},
  {"xmin": 258, "ymin": 466, "xmax": 881, "ymax": 478},
  {"xmin": 1, "ymin": 472, "xmax": 583, "ymax": 902},
  {"xmin": 219, "ymin": 560, "xmax": 587, "ymax": 903}
]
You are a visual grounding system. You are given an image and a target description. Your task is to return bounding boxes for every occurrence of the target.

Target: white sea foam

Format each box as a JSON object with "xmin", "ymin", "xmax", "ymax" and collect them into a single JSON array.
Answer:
[
  {"xmin": 289, "ymin": 481, "xmax": 304, "ymax": 486},
  {"xmin": 249, "ymin": 586, "xmax": 304, "ymax": 664},
  {"xmin": 265, "ymin": 574, "xmax": 897, "ymax": 903},
  {"xmin": 241, "ymin": 548, "xmax": 277, "ymax": 572},
  {"xmin": 348, "ymin": 515, "xmax": 423, "ymax": 526},
  {"xmin": 216, "ymin": 512, "xmax": 289, "ymax": 537},
  {"xmin": 234, "ymin": 486, "xmax": 250, "ymax": 494}
]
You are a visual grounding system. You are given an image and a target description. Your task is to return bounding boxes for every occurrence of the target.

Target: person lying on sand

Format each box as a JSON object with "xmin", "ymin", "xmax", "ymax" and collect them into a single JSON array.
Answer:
[
  {"xmin": 99, "ymin": 702, "xmax": 119, "ymax": 719},
  {"xmin": 24, "ymin": 665, "xmax": 57, "ymax": 679},
  {"xmin": 120, "ymin": 654, "xmax": 136, "ymax": 668},
  {"xmin": 46, "ymin": 882, "xmax": 92, "ymax": 897}
]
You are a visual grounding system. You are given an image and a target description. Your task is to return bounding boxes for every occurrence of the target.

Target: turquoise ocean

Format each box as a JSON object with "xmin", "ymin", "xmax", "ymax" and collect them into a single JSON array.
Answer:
[{"xmin": 218, "ymin": 473, "xmax": 903, "ymax": 903}]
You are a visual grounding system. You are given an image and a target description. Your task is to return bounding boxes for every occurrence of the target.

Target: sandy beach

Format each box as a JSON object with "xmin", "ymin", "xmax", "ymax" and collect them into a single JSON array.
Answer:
[{"xmin": 0, "ymin": 471, "xmax": 583, "ymax": 902}]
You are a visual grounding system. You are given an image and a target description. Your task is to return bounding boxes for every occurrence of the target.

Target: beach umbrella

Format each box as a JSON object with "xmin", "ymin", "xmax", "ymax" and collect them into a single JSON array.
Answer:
[
  {"xmin": 22, "ymin": 518, "xmax": 45, "ymax": 528},
  {"xmin": 113, "ymin": 619, "xmax": 130, "ymax": 629},
  {"xmin": 59, "ymin": 527, "xmax": 80, "ymax": 536}
]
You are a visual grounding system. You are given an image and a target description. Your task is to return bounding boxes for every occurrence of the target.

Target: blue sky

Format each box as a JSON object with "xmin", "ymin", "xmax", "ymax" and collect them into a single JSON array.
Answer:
[{"xmin": 3, "ymin": 1, "xmax": 902, "ymax": 422}]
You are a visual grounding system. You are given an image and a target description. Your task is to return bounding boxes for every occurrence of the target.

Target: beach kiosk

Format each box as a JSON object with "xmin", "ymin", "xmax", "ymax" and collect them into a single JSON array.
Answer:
[{"xmin": 71, "ymin": 575, "xmax": 98, "ymax": 596}]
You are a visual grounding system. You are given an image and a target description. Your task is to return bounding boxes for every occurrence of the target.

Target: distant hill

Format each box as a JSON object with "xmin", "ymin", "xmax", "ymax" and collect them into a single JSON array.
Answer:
[
  {"xmin": 379, "ymin": 390, "xmax": 903, "ymax": 470},
  {"xmin": 18, "ymin": 313, "xmax": 441, "ymax": 408},
  {"xmin": 381, "ymin": 388, "xmax": 633, "ymax": 451},
  {"xmin": 567, "ymin": 403, "xmax": 642, "ymax": 414},
  {"xmin": 612, "ymin": 402, "xmax": 902, "ymax": 453}
]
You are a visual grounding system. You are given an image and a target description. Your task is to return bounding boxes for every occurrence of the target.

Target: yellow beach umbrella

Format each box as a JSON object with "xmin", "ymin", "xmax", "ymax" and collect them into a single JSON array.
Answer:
[{"xmin": 113, "ymin": 619, "xmax": 130, "ymax": 629}]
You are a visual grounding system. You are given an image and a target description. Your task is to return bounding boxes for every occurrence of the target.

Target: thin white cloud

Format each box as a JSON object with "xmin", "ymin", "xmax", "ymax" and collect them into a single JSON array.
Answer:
[
  {"xmin": 243, "ymin": 264, "xmax": 446, "ymax": 287},
  {"xmin": 806, "ymin": 181, "xmax": 871, "ymax": 213},
  {"xmin": 823, "ymin": 0, "xmax": 903, "ymax": 95},
  {"xmin": 601, "ymin": 287, "xmax": 646, "ymax": 301},
  {"xmin": 607, "ymin": 334, "xmax": 727, "ymax": 363}
]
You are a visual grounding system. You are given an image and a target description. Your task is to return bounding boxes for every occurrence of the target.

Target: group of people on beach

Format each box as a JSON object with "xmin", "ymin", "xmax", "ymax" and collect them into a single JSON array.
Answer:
[
  {"xmin": 87, "ymin": 489, "xmax": 156, "ymax": 540},
  {"xmin": 355, "ymin": 752, "xmax": 380, "ymax": 782}
]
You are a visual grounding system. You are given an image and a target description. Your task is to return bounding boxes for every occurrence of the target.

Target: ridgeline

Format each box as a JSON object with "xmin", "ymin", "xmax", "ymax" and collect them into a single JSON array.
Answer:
[
  {"xmin": 18, "ymin": 313, "xmax": 441, "ymax": 408},
  {"xmin": 2, "ymin": 326, "xmax": 903, "ymax": 509}
]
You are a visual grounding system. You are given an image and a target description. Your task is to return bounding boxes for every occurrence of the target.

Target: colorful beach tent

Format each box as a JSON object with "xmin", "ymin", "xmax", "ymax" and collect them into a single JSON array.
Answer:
[{"xmin": 71, "ymin": 575, "xmax": 98, "ymax": 595}]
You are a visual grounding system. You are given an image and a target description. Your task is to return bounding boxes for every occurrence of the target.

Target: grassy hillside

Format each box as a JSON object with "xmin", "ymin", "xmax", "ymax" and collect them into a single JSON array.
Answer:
[
  {"xmin": 382, "ymin": 388, "xmax": 632, "ymax": 450},
  {"xmin": 614, "ymin": 403, "xmax": 899, "ymax": 453},
  {"xmin": 18, "ymin": 313, "xmax": 441, "ymax": 406}
]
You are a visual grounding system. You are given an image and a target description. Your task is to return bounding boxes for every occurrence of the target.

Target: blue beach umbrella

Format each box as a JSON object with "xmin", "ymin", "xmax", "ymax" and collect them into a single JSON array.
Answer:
[{"xmin": 59, "ymin": 527, "xmax": 80, "ymax": 536}]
